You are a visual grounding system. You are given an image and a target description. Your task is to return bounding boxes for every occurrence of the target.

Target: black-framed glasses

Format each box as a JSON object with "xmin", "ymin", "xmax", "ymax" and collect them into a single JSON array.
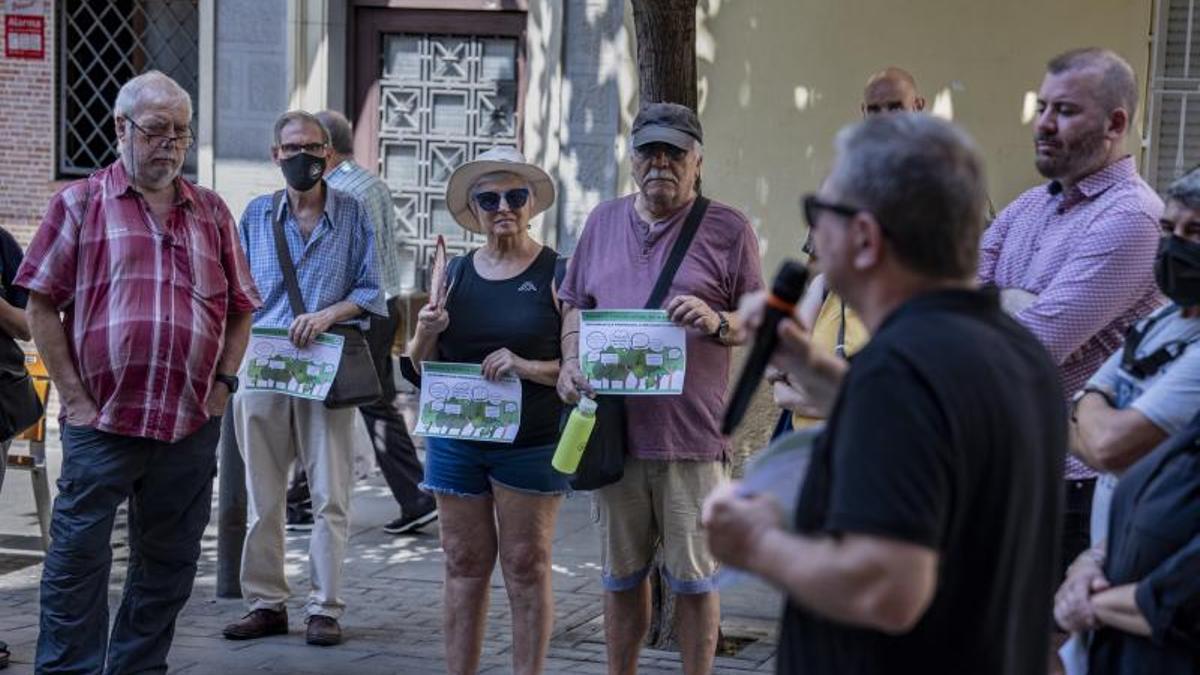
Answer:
[
  {"xmin": 278, "ymin": 142, "xmax": 328, "ymax": 157},
  {"xmin": 802, "ymin": 194, "xmax": 861, "ymax": 230},
  {"xmin": 474, "ymin": 188, "xmax": 530, "ymax": 212},
  {"xmin": 126, "ymin": 118, "xmax": 195, "ymax": 149},
  {"xmin": 634, "ymin": 142, "xmax": 688, "ymax": 162}
]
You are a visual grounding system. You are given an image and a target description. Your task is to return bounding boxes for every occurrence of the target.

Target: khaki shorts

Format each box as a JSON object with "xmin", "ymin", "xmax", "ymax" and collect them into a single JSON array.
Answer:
[{"xmin": 594, "ymin": 457, "xmax": 726, "ymax": 594}]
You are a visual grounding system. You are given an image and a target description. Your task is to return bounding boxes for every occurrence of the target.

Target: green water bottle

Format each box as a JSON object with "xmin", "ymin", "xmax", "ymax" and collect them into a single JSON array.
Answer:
[{"xmin": 552, "ymin": 397, "xmax": 598, "ymax": 474}]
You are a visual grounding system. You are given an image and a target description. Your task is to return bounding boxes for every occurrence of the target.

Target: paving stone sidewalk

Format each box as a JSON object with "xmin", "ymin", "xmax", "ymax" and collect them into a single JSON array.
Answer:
[{"xmin": 0, "ymin": 434, "xmax": 780, "ymax": 674}]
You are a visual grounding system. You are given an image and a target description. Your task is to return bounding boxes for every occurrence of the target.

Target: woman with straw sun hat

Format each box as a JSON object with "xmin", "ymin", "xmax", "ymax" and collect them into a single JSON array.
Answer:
[{"xmin": 406, "ymin": 146, "xmax": 567, "ymax": 674}]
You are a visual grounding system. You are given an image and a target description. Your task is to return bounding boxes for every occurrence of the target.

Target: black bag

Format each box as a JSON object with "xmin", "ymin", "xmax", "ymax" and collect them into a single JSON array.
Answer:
[
  {"xmin": 0, "ymin": 372, "xmax": 41, "ymax": 444},
  {"xmin": 567, "ymin": 196, "xmax": 710, "ymax": 490},
  {"xmin": 0, "ymin": 259, "xmax": 41, "ymax": 443},
  {"xmin": 270, "ymin": 191, "xmax": 382, "ymax": 409}
]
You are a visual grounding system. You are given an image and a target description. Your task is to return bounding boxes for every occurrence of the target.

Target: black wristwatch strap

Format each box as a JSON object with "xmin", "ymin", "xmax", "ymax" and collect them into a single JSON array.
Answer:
[
  {"xmin": 711, "ymin": 313, "xmax": 730, "ymax": 340},
  {"xmin": 215, "ymin": 373, "xmax": 239, "ymax": 393}
]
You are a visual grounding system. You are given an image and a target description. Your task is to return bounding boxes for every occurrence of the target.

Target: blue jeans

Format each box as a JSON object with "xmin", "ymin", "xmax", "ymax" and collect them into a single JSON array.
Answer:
[{"xmin": 36, "ymin": 418, "xmax": 221, "ymax": 675}]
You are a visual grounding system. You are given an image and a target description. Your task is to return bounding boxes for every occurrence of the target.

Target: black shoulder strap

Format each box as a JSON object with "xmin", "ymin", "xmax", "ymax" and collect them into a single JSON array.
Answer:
[
  {"xmin": 443, "ymin": 253, "xmax": 470, "ymax": 306},
  {"xmin": 554, "ymin": 255, "xmax": 569, "ymax": 289},
  {"xmin": 645, "ymin": 196, "xmax": 710, "ymax": 309},
  {"xmin": 270, "ymin": 190, "xmax": 308, "ymax": 318}
]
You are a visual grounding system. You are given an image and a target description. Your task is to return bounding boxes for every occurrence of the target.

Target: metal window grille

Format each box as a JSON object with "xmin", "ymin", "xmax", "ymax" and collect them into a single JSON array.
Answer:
[
  {"xmin": 58, "ymin": 0, "xmax": 199, "ymax": 178},
  {"xmin": 378, "ymin": 32, "xmax": 520, "ymax": 292}
]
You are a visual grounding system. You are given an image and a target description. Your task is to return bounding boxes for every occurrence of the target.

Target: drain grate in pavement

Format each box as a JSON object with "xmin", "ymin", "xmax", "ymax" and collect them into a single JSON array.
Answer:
[{"xmin": 717, "ymin": 632, "xmax": 758, "ymax": 657}]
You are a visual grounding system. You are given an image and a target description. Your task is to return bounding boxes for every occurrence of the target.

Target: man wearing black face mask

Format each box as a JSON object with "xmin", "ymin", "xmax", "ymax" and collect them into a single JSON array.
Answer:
[
  {"xmin": 223, "ymin": 111, "xmax": 385, "ymax": 647},
  {"xmin": 1055, "ymin": 166, "xmax": 1200, "ymax": 661}
]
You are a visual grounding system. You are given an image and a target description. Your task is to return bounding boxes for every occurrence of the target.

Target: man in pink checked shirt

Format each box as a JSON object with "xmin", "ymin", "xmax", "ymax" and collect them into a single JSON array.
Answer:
[
  {"xmin": 15, "ymin": 71, "xmax": 261, "ymax": 673},
  {"xmin": 978, "ymin": 47, "xmax": 1163, "ymax": 583}
]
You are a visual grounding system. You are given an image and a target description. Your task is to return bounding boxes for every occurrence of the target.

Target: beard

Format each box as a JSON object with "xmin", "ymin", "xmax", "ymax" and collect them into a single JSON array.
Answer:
[
  {"xmin": 121, "ymin": 142, "xmax": 183, "ymax": 191},
  {"xmin": 1035, "ymin": 125, "xmax": 1108, "ymax": 182}
]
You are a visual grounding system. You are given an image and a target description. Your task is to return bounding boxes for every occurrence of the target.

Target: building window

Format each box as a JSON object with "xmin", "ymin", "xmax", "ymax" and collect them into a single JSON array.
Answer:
[
  {"xmin": 1148, "ymin": 0, "xmax": 1200, "ymax": 191},
  {"xmin": 58, "ymin": 0, "xmax": 199, "ymax": 178}
]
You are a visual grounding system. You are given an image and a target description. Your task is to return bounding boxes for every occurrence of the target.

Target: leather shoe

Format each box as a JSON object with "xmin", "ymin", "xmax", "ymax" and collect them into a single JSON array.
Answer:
[
  {"xmin": 306, "ymin": 615, "xmax": 342, "ymax": 646},
  {"xmin": 223, "ymin": 608, "xmax": 288, "ymax": 640}
]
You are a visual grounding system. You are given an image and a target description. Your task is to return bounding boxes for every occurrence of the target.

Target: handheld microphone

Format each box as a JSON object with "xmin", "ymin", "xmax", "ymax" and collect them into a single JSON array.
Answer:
[{"xmin": 721, "ymin": 259, "xmax": 809, "ymax": 435}]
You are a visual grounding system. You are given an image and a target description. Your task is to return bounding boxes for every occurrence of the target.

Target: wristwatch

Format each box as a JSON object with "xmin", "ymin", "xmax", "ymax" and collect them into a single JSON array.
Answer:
[
  {"xmin": 711, "ymin": 313, "xmax": 731, "ymax": 341},
  {"xmin": 1070, "ymin": 386, "xmax": 1115, "ymax": 422},
  {"xmin": 214, "ymin": 373, "xmax": 239, "ymax": 393}
]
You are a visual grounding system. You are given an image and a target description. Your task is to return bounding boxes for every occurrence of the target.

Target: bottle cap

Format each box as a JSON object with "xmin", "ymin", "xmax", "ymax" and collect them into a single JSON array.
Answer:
[{"xmin": 577, "ymin": 397, "xmax": 598, "ymax": 414}]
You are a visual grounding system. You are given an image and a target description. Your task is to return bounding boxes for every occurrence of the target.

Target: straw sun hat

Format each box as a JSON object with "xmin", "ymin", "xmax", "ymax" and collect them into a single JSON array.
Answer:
[{"xmin": 446, "ymin": 146, "xmax": 556, "ymax": 234}]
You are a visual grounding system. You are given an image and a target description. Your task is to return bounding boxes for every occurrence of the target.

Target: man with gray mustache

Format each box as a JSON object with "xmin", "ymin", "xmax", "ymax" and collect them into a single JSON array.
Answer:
[{"xmin": 557, "ymin": 102, "xmax": 764, "ymax": 675}]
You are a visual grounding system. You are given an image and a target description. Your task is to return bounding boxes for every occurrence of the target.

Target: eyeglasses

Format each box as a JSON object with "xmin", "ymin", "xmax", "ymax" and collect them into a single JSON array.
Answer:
[
  {"xmin": 126, "ymin": 118, "xmax": 194, "ymax": 149},
  {"xmin": 634, "ymin": 142, "xmax": 688, "ymax": 162},
  {"xmin": 473, "ymin": 188, "xmax": 530, "ymax": 212},
  {"xmin": 278, "ymin": 142, "xmax": 328, "ymax": 157},
  {"xmin": 801, "ymin": 194, "xmax": 861, "ymax": 230}
]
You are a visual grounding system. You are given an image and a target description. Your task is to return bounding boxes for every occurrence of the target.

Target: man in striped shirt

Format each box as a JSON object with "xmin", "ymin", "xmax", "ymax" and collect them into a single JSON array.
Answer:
[
  {"xmin": 979, "ymin": 48, "xmax": 1163, "ymax": 580},
  {"xmin": 16, "ymin": 71, "xmax": 261, "ymax": 673}
]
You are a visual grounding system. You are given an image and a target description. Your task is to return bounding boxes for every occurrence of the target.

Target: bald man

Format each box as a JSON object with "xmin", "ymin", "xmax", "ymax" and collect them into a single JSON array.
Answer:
[{"xmin": 862, "ymin": 67, "xmax": 926, "ymax": 116}]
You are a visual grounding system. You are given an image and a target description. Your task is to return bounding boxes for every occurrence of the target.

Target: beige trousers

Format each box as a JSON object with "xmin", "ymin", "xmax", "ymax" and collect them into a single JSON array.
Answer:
[{"xmin": 233, "ymin": 390, "xmax": 357, "ymax": 619}]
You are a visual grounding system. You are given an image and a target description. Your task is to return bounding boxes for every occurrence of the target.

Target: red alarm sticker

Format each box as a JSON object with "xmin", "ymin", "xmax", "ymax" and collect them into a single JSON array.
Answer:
[{"xmin": 5, "ymin": 14, "xmax": 44, "ymax": 60}]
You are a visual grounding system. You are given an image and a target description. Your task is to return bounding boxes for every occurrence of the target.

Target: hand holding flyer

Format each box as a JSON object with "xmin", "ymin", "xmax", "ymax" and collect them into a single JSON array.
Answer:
[
  {"xmin": 414, "ymin": 362, "xmax": 523, "ymax": 443},
  {"xmin": 579, "ymin": 310, "xmax": 687, "ymax": 394},
  {"xmin": 243, "ymin": 327, "xmax": 344, "ymax": 401}
]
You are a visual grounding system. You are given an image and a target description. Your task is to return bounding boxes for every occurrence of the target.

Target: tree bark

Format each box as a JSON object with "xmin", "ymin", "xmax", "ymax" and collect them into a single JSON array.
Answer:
[
  {"xmin": 630, "ymin": 0, "xmax": 701, "ymax": 652},
  {"xmin": 631, "ymin": 0, "xmax": 699, "ymax": 110}
]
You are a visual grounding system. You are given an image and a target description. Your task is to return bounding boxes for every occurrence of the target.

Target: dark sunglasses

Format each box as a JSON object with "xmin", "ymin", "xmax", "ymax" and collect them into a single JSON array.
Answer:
[
  {"xmin": 801, "ymin": 194, "xmax": 861, "ymax": 230},
  {"xmin": 634, "ymin": 142, "xmax": 688, "ymax": 161},
  {"xmin": 473, "ymin": 188, "xmax": 530, "ymax": 212}
]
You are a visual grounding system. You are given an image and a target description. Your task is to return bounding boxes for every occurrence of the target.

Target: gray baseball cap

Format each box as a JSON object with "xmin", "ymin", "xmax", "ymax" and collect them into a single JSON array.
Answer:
[{"xmin": 631, "ymin": 102, "xmax": 703, "ymax": 150}]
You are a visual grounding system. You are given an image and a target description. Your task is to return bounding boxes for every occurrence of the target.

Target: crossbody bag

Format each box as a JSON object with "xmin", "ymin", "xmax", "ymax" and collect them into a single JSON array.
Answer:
[
  {"xmin": 567, "ymin": 196, "xmax": 710, "ymax": 490},
  {"xmin": 269, "ymin": 191, "xmax": 381, "ymax": 409}
]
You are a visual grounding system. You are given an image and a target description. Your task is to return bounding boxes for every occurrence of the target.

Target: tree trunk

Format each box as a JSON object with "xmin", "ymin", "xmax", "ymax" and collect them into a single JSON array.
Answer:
[
  {"xmin": 630, "ymin": 0, "xmax": 700, "ymax": 652},
  {"xmin": 631, "ymin": 0, "xmax": 699, "ymax": 109}
]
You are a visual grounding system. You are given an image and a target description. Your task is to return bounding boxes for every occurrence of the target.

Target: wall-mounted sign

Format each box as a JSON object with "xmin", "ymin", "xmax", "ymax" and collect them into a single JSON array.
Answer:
[
  {"xmin": 5, "ymin": 0, "xmax": 46, "ymax": 14},
  {"xmin": 5, "ymin": 14, "xmax": 44, "ymax": 60}
]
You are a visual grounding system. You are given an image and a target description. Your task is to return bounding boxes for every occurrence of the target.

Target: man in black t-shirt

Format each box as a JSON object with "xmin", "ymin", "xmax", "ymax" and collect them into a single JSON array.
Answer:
[{"xmin": 705, "ymin": 114, "xmax": 1064, "ymax": 674}]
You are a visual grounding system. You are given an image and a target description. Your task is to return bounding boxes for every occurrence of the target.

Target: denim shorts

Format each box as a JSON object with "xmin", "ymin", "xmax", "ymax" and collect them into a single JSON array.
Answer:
[{"xmin": 420, "ymin": 437, "xmax": 571, "ymax": 497}]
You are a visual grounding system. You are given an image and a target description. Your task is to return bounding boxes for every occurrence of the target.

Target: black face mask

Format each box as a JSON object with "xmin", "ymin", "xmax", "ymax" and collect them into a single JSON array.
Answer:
[
  {"xmin": 1155, "ymin": 235, "xmax": 1200, "ymax": 306},
  {"xmin": 280, "ymin": 153, "xmax": 326, "ymax": 192}
]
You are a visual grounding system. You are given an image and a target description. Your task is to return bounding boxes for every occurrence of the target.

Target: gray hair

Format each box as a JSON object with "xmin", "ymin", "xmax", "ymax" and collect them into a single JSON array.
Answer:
[
  {"xmin": 1047, "ymin": 47, "xmax": 1139, "ymax": 126},
  {"xmin": 1166, "ymin": 166, "xmax": 1200, "ymax": 210},
  {"xmin": 273, "ymin": 110, "xmax": 330, "ymax": 147},
  {"xmin": 828, "ymin": 113, "xmax": 986, "ymax": 280},
  {"xmin": 113, "ymin": 70, "xmax": 192, "ymax": 120},
  {"xmin": 315, "ymin": 110, "xmax": 354, "ymax": 155}
]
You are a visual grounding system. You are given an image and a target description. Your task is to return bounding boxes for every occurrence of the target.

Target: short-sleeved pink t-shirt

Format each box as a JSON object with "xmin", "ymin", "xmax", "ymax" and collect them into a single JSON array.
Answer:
[{"xmin": 558, "ymin": 194, "xmax": 764, "ymax": 462}]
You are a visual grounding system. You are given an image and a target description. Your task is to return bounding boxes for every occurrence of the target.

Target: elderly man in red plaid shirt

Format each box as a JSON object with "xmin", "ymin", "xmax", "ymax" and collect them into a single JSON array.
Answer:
[{"xmin": 15, "ymin": 70, "xmax": 261, "ymax": 674}]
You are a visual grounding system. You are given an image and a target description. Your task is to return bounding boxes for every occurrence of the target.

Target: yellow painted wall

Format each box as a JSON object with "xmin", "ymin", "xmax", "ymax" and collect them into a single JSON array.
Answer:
[{"xmin": 679, "ymin": 0, "xmax": 1155, "ymax": 272}]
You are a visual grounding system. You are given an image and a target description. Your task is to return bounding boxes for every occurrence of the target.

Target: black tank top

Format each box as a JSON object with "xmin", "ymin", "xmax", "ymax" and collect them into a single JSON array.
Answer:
[{"xmin": 438, "ymin": 246, "xmax": 563, "ymax": 447}]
